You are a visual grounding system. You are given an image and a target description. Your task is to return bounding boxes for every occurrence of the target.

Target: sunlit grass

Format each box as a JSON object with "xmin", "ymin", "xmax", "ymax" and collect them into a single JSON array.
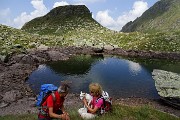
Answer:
[
  {"xmin": 0, "ymin": 105, "xmax": 179, "ymax": 120},
  {"xmin": 1, "ymin": 23, "xmax": 180, "ymax": 57}
]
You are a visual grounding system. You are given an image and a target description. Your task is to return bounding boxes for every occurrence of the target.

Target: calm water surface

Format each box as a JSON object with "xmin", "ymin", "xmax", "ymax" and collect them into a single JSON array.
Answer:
[{"xmin": 27, "ymin": 55, "xmax": 180, "ymax": 99}]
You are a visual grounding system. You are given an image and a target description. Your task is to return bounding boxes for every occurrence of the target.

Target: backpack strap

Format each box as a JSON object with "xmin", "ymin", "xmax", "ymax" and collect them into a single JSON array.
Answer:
[
  {"xmin": 96, "ymin": 96, "xmax": 106, "ymax": 108},
  {"xmin": 96, "ymin": 96, "xmax": 104, "ymax": 102},
  {"xmin": 51, "ymin": 92, "xmax": 56, "ymax": 102},
  {"xmin": 96, "ymin": 96, "xmax": 106, "ymax": 115},
  {"xmin": 39, "ymin": 92, "xmax": 56, "ymax": 116},
  {"xmin": 40, "ymin": 91, "xmax": 56, "ymax": 106}
]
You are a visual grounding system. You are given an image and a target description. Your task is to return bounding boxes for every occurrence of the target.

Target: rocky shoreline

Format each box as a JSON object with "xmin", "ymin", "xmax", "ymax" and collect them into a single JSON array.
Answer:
[{"xmin": 0, "ymin": 46, "xmax": 180, "ymax": 117}]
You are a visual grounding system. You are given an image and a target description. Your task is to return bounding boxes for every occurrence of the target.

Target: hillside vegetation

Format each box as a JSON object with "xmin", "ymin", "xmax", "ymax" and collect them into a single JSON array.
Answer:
[
  {"xmin": 21, "ymin": 5, "xmax": 103, "ymax": 35},
  {"xmin": 121, "ymin": 0, "xmax": 180, "ymax": 33},
  {"xmin": 1, "ymin": 4, "xmax": 180, "ymax": 59}
]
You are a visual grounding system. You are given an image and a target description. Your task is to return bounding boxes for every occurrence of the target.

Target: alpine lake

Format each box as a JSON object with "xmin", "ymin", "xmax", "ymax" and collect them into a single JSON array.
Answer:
[{"xmin": 27, "ymin": 55, "xmax": 180, "ymax": 99}]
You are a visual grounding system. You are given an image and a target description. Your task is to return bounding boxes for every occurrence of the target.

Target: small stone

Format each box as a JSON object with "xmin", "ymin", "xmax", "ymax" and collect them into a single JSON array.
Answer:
[
  {"xmin": 28, "ymin": 97, "xmax": 36, "ymax": 101},
  {"xmin": 0, "ymin": 101, "xmax": 9, "ymax": 108}
]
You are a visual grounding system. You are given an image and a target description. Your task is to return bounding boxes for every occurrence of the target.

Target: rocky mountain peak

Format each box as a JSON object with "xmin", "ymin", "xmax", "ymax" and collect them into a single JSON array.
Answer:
[
  {"xmin": 21, "ymin": 5, "xmax": 99, "ymax": 35},
  {"xmin": 46, "ymin": 5, "xmax": 92, "ymax": 18}
]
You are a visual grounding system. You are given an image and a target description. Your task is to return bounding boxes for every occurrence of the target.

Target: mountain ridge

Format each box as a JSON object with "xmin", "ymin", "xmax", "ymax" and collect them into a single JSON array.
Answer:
[{"xmin": 121, "ymin": 0, "xmax": 180, "ymax": 33}]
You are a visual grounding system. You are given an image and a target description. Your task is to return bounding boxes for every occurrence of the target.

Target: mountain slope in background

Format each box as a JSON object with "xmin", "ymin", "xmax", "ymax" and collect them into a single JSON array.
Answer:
[
  {"xmin": 21, "ymin": 5, "xmax": 104, "ymax": 35},
  {"xmin": 1, "ymin": 3, "xmax": 180, "ymax": 57},
  {"xmin": 121, "ymin": 0, "xmax": 180, "ymax": 33}
]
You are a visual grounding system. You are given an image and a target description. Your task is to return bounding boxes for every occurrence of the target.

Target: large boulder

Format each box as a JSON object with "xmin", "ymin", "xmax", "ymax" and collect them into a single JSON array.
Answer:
[
  {"xmin": 152, "ymin": 69, "xmax": 180, "ymax": 98},
  {"xmin": 152, "ymin": 69, "xmax": 180, "ymax": 108}
]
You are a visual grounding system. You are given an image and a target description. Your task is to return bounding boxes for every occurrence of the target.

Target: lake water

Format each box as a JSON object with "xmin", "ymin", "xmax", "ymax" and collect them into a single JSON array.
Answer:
[{"xmin": 27, "ymin": 55, "xmax": 180, "ymax": 99}]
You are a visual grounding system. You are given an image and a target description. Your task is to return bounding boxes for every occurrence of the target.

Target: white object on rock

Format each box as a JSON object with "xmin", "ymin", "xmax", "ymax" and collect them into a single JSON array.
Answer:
[{"xmin": 80, "ymin": 91, "xmax": 92, "ymax": 107}]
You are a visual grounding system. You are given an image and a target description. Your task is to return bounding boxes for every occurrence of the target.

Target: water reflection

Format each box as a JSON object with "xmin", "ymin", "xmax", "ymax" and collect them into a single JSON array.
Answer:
[
  {"xmin": 127, "ymin": 61, "xmax": 142, "ymax": 76},
  {"xmin": 87, "ymin": 57, "xmax": 157, "ymax": 98},
  {"xmin": 48, "ymin": 55, "xmax": 102, "ymax": 75},
  {"xmin": 27, "ymin": 55, "xmax": 180, "ymax": 99}
]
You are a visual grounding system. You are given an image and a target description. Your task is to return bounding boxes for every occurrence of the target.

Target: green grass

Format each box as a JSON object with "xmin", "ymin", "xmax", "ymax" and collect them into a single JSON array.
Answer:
[
  {"xmin": 121, "ymin": 0, "xmax": 180, "ymax": 33},
  {"xmin": 0, "ymin": 114, "xmax": 37, "ymax": 120},
  {"xmin": 0, "ymin": 105, "xmax": 179, "ymax": 120},
  {"xmin": 1, "ymin": 1, "xmax": 180, "ymax": 56},
  {"xmin": 1, "ymin": 23, "xmax": 180, "ymax": 57}
]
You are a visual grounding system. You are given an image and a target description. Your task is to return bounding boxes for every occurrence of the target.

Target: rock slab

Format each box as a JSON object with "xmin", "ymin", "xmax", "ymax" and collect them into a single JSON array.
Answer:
[{"xmin": 152, "ymin": 69, "xmax": 180, "ymax": 98}]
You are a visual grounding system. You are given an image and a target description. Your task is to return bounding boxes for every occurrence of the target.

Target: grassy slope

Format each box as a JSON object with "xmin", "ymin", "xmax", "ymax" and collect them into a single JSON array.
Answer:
[
  {"xmin": 0, "ymin": 105, "xmax": 179, "ymax": 120},
  {"xmin": 121, "ymin": 0, "xmax": 180, "ymax": 33},
  {"xmin": 1, "ymin": 24, "xmax": 180, "ymax": 57},
  {"xmin": 0, "ymin": 24, "xmax": 71, "ymax": 55}
]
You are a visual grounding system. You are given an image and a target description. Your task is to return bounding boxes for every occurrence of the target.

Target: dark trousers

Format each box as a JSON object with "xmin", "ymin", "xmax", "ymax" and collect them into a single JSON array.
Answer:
[{"xmin": 38, "ymin": 109, "xmax": 63, "ymax": 120}]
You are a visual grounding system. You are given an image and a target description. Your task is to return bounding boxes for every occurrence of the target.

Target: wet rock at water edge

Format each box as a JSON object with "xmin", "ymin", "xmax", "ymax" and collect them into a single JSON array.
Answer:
[{"xmin": 152, "ymin": 69, "xmax": 180, "ymax": 108}]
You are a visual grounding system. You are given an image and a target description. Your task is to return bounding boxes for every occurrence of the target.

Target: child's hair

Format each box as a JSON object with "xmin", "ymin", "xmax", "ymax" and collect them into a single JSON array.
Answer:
[{"xmin": 89, "ymin": 83, "xmax": 102, "ymax": 96}]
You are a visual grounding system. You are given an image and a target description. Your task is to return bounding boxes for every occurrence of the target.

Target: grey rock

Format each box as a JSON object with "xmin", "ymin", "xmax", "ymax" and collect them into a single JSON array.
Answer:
[
  {"xmin": 20, "ymin": 55, "xmax": 39, "ymax": 64},
  {"xmin": 47, "ymin": 50, "xmax": 69, "ymax": 61},
  {"xmin": 2, "ymin": 90, "xmax": 23, "ymax": 102},
  {"xmin": 152, "ymin": 69, "xmax": 180, "ymax": 98},
  {"xmin": 0, "ymin": 102, "xmax": 9, "ymax": 108},
  {"xmin": 28, "ymin": 97, "xmax": 36, "ymax": 101},
  {"xmin": 37, "ymin": 44, "xmax": 48, "ymax": 51},
  {"xmin": 13, "ymin": 44, "xmax": 23, "ymax": 48},
  {"xmin": 0, "ymin": 54, "xmax": 9, "ymax": 63},
  {"xmin": 92, "ymin": 48, "xmax": 104, "ymax": 53},
  {"xmin": 104, "ymin": 45, "xmax": 114, "ymax": 51},
  {"xmin": 0, "ymin": 64, "xmax": 6, "ymax": 73},
  {"xmin": 9, "ymin": 54, "xmax": 25, "ymax": 63},
  {"xmin": 0, "ymin": 94, "xmax": 2, "ymax": 99}
]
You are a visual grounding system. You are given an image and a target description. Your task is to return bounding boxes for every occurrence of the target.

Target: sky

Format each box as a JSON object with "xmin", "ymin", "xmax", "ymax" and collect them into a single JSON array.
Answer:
[{"xmin": 0, "ymin": 0, "xmax": 158, "ymax": 31}]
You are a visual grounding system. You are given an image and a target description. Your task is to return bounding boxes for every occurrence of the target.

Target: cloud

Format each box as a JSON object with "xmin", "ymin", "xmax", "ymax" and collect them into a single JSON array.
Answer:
[
  {"xmin": 13, "ymin": 0, "xmax": 48, "ymax": 28},
  {"xmin": 53, "ymin": 1, "xmax": 87, "ymax": 8},
  {"xmin": 95, "ymin": 0, "xmax": 148, "ymax": 31},
  {"xmin": 126, "ymin": 61, "xmax": 142, "ymax": 76},
  {"xmin": 131, "ymin": 1, "xmax": 148, "ymax": 16},
  {"xmin": 96, "ymin": 10, "xmax": 116, "ymax": 29},
  {"xmin": 53, "ymin": 1, "xmax": 69, "ymax": 8},
  {"xmin": 117, "ymin": 1, "xmax": 148, "ymax": 26}
]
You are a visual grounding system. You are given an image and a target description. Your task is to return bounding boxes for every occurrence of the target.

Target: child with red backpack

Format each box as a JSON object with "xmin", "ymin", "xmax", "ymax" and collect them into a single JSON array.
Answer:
[{"xmin": 78, "ymin": 83, "xmax": 112, "ymax": 119}]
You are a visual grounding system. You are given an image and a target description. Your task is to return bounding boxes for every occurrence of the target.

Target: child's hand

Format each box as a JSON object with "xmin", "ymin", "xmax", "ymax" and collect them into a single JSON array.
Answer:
[
  {"xmin": 63, "ymin": 111, "xmax": 69, "ymax": 116},
  {"xmin": 83, "ymin": 97, "xmax": 88, "ymax": 105}
]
